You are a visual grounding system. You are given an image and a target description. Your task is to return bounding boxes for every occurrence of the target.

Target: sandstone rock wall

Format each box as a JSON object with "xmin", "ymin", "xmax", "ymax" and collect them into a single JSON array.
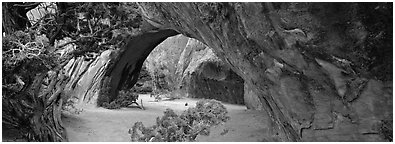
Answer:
[
  {"xmin": 98, "ymin": 29, "xmax": 179, "ymax": 105},
  {"xmin": 137, "ymin": 2, "xmax": 392, "ymax": 141},
  {"xmin": 63, "ymin": 50, "xmax": 113, "ymax": 111},
  {"xmin": 145, "ymin": 34, "xmax": 189, "ymax": 93},
  {"xmin": 145, "ymin": 35, "xmax": 245, "ymax": 104},
  {"xmin": 177, "ymin": 38, "xmax": 244, "ymax": 104}
]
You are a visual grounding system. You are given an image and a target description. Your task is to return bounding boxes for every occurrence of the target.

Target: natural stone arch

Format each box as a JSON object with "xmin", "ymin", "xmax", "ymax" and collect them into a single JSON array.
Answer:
[
  {"xmin": 97, "ymin": 29, "xmax": 179, "ymax": 106},
  {"xmin": 96, "ymin": 30, "xmax": 246, "ymax": 106},
  {"xmin": 90, "ymin": 2, "xmax": 391, "ymax": 142}
]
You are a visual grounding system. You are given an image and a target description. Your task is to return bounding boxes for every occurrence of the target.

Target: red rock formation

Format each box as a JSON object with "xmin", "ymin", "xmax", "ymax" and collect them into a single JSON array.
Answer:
[
  {"xmin": 91, "ymin": 2, "xmax": 391, "ymax": 142},
  {"xmin": 135, "ymin": 2, "xmax": 392, "ymax": 141}
]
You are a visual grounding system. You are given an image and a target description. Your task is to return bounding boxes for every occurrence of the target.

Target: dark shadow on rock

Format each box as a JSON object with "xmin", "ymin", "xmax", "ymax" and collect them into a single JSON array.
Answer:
[{"xmin": 98, "ymin": 29, "xmax": 179, "ymax": 106}]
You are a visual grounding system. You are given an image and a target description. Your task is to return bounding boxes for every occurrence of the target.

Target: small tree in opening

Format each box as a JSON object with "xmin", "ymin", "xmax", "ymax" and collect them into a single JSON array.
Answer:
[{"xmin": 129, "ymin": 99, "xmax": 230, "ymax": 142}]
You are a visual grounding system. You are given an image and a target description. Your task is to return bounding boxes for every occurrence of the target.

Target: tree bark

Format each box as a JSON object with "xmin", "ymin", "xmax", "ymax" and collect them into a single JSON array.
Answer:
[
  {"xmin": 2, "ymin": 62, "xmax": 69, "ymax": 141},
  {"xmin": 2, "ymin": 2, "xmax": 40, "ymax": 34}
]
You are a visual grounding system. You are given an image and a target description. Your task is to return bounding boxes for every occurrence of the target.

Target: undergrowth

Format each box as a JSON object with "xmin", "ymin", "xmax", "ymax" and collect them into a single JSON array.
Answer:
[
  {"xmin": 129, "ymin": 99, "xmax": 229, "ymax": 142},
  {"xmin": 102, "ymin": 90, "xmax": 139, "ymax": 109}
]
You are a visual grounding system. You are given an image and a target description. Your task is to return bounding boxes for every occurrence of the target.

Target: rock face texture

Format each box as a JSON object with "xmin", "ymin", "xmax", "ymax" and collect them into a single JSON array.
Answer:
[
  {"xmin": 98, "ymin": 29, "xmax": 179, "ymax": 105},
  {"xmin": 244, "ymin": 81, "xmax": 264, "ymax": 110},
  {"xmin": 145, "ymin": 34, "xmax": 245, "ymax": 104},
  {"xmin": 137, "ymin": 2, "xmax": 392, "ymax": 142},
  {"xmin": 177, "ymin": 38, "xmax": 244, "ymax": 104},
  {"xmin": 145, "ymin": 34, "xmax": 189, "ymax": 93},
  {"xmin": 63, "ymin": 50, "xmax": 114, "ymax": 111}
]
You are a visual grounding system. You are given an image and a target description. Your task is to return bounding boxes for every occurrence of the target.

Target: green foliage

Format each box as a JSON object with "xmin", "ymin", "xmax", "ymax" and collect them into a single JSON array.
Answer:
[
  {"xmin": 23, "ymin": 2, "xmax": 142, "ymax": 57},
  {"xmin": 2, "ymin": 30, "xmax": 58, "ymax": 93},
  {"xmin": 2, "ymin": 30, "xmax": 67, "ymax": 142},
  {"xmin": 97, "ymin": 85, "xmax": 111, "ymax": 107},
  {"xmin": 58, "ymin": 2, "xmax": 142, "ymax": 53},
  {"xmin": 3, "ymin": 2, "xmax": 144, "ymax": 141},
  {"xmin": 129, "ymin": 99, "xmax": 230, "ymax": 142},
  {"xmin": 131, "ymin": 65, "xmax": 153, "ymax": 94},
  {"xmin": 101, "ymin": 89, "xmax": 139, "ymax": 109},
  {"xmin": 3, "ymin": 2, "xmax": 144, "ymax": 97},
  {"xmin": 3, "ymin": 31, "xmax": 54, "ymax": 70}
]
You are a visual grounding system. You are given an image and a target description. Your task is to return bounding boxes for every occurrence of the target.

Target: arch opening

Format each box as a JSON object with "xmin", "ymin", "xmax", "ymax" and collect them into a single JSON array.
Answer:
[{"xmin": 96, "ymin": 32, "xmax": 246, "ymax": 108}]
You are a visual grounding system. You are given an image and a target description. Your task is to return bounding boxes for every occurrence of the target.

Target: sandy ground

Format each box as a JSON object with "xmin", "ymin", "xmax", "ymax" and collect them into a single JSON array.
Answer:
[{"xmin": 62, "ymin": 94, "xmax": 270, "ymax": 142}]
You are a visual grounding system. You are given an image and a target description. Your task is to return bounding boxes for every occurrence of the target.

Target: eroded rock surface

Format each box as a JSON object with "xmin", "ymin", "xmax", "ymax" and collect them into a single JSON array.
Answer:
[
  {"xmin": 145, "ymin": 34, "xmax": 189, "ymax": 93},
  {"xmin": 98, "ymin": 29, "xmax": 179, "ymax": 105},
  {"xmin": 137, "ymin": 2, "xmax": 392, "ymax": 141},
  {"xmin": 145, "ymin": 35, "xmax": 245, "ymax": 104},
  {"xmin": 63, "ymin": 50, "xmax": 114, "ymax": 112},
  {"xmin": 177, "ymin": 38, "xmax": 244, "ymax": 104}
]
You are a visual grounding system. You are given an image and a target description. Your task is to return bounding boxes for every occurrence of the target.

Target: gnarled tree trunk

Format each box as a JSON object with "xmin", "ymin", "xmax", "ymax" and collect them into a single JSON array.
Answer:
[
  {"xmin": 3, "ymin": 62, "xmax": 69, "ymax": 141},
  {"xmin": 2, "ymin": 2, "xmax": 40, "ymax": 33}
]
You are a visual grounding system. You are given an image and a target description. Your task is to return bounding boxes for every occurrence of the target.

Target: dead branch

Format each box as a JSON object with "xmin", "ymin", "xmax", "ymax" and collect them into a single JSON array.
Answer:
[
  {"xmin": 13, "ymin": 2, "xmax": 41, "ymax": 8},
  {"xmin": 56, "ymin": 40, "xmax": 78, "ymax": 49},
  {"xmin": 39, "ymin": 71, "xmax": 59, "ymax": 98}
]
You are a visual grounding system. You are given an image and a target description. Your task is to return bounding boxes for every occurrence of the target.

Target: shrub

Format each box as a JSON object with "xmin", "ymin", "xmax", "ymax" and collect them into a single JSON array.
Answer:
[
  {"xmin": 97, "ymin": 86, "xmax": 112, "ymax": 107},
  {"xmin": 131, "ymin": 82, "xmax": 153, "ymax": 94},
  {"xmin": 102, "ymin": 89, "xmax": 139, "ymax": 109},
  {"xmin": 129, "ymin": 99, "xmax": 230, "ymax": 142}
]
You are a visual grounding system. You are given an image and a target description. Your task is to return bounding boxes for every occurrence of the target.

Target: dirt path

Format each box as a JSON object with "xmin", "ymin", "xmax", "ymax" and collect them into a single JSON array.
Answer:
[{"xmin": 62, "ymin": 94, "xmax": 270, "ymax": 142}]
